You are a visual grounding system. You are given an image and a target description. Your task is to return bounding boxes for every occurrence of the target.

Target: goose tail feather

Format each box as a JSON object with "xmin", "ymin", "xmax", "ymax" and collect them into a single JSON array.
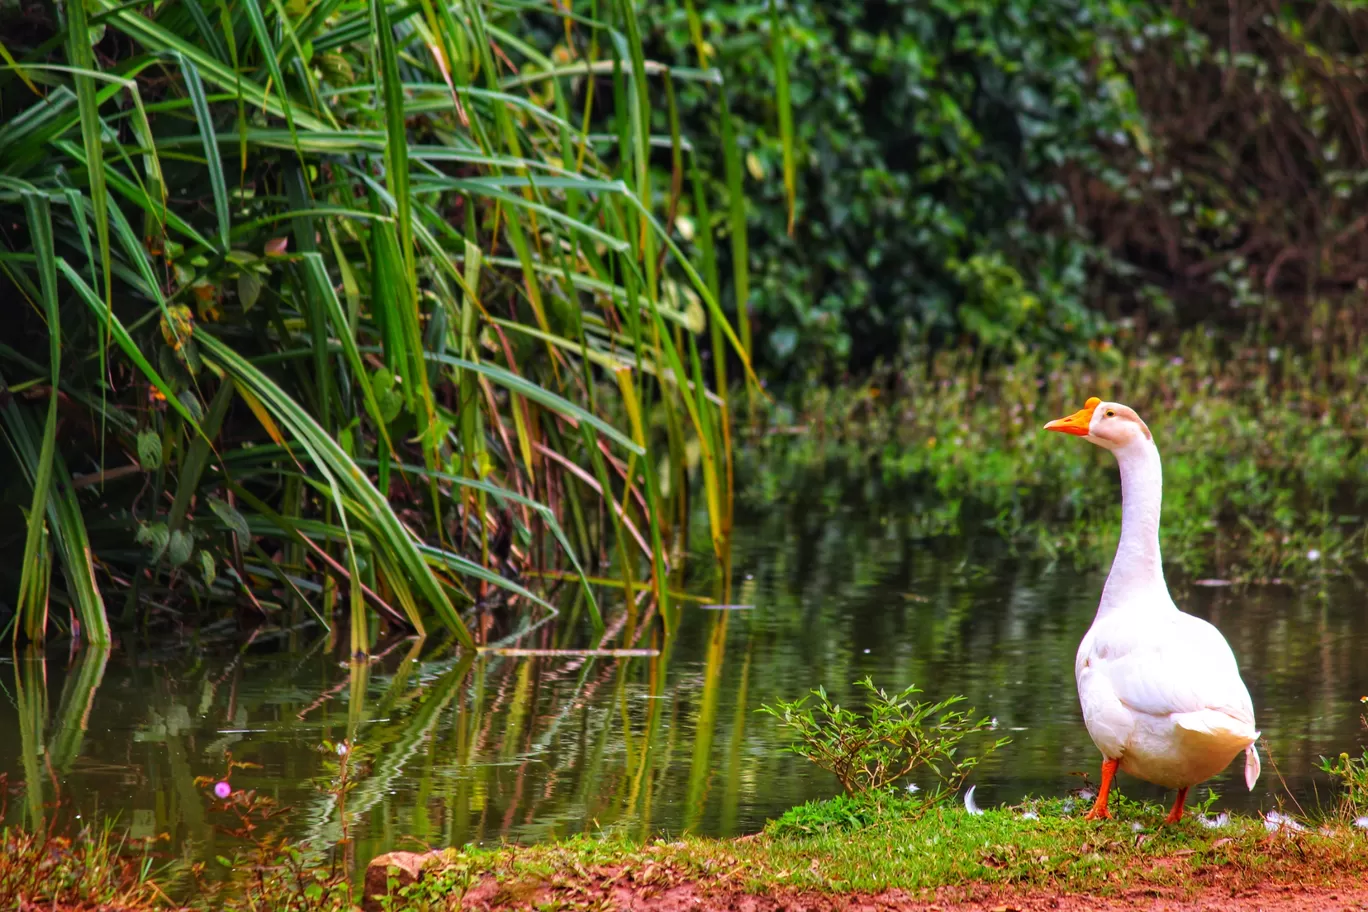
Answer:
[{"xmin": 1245, "ymin": 740, "xmax": 1262, "ymax": 791}]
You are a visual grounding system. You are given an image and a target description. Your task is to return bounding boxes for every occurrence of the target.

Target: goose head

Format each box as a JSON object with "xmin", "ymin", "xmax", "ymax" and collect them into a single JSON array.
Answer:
[{"xmin": 1044, "ymin": 397, "xmax": 1153, "ymax": 452}]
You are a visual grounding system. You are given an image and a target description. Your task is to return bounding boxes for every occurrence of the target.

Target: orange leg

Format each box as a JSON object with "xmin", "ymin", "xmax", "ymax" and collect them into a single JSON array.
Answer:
[
  {"xmin": 1163, "ymin": 787, "xmax": 1189, "ymax": 825},
  {"xmin": 1084, "ymin": 758, "xmax": 1120, "ymax": 820}
]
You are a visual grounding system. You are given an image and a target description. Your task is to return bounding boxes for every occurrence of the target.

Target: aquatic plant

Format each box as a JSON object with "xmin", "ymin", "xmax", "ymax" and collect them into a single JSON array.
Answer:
[
  {"xmin": 189, "ymin": 744, "xmax": 358, "ymax": 910},
  {"xmin": 758, "ymin": 677, "xmax": 1009, "ymax": 800},
  {"xmin": 0, "ymin": 0, "xmax": 784, "ymax": 647},
  {"xmin": 744, "ymin": 329, "xmax": 1368, "ymax": 581}
]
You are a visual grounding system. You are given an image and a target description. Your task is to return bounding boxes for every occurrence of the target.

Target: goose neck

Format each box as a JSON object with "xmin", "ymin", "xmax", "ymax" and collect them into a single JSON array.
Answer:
[{"xmin": 1097, "ymin": 439, "xmax": 1169, "ymax": 616}]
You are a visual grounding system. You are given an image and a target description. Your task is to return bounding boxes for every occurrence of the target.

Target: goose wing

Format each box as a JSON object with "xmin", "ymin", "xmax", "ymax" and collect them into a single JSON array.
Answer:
[{"xmin": 1102, "ymin": 612, "xmax": 1255, "ymax": 726}]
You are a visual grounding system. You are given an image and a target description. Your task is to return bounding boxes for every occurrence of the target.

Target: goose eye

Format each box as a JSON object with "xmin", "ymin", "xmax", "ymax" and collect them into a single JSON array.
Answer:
[{"xmin": 1105, "ymin": 409, "xmax": 1115, "ymax": 417}]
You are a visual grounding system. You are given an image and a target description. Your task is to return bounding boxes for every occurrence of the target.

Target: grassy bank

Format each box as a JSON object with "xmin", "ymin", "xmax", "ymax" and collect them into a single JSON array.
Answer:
[
  {"xmin": 375, "ymin": 799, "xmax": 1368, "ymax": 910},
  {"xmin": 9, "ymin": 796, "xmax": 1368, "ymax": 911},
  {"xmin": 743, "ymin": 332, "xmax": 1368, "ymax": 582}
]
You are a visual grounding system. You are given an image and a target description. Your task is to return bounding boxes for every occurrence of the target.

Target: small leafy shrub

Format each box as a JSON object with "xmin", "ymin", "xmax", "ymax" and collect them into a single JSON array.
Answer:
[
  {"xmin": 189, "ymin": 745, "xmax": 363, "ymax": 910},
  {"xmin": 374, "ymin": 857, "xmax": 475, "ymax": 912},
  {"xmin": 759, "ymin": 677, "xmax": 1009, "ymax": 800},
  {"xmin": 1319, "ymin": 699, "xmax": 1368, "ymax": 822}
]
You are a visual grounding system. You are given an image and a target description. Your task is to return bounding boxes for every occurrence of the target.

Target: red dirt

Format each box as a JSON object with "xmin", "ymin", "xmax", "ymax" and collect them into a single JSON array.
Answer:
[{"xmin": 455, "ymin": 879, "xmax": 1368, "ymax": 911}]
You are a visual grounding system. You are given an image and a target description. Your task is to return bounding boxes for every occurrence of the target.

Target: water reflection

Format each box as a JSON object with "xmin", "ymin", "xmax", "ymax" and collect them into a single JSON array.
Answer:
[{"xmin": 1, "ymin": 464, "xmax": 1366, "ymax": 876}]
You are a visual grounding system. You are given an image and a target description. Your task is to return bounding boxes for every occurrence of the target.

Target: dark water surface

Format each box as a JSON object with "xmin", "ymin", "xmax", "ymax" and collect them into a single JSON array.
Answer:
[{"xmin": 2, "ymin": 467, "xmax": 1366, "ymax": 873}]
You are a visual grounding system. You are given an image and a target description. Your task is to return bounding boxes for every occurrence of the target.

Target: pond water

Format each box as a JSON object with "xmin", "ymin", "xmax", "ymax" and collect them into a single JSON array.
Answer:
[{"xmin": 1, "ymin": 460, "xmax": 1365, "ymax": 875}]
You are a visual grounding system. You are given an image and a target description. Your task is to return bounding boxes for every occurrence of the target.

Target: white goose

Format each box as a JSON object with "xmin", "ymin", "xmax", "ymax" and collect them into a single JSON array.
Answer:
[{"xmin": 1044, "ymin": 397, "xmax": 1261, "ymax": 823}]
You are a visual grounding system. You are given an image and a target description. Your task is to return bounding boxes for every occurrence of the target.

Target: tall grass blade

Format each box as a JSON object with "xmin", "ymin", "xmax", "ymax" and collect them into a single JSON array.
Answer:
[
  {"xmin": 177, "ymin": 53, "xmax": 231, "ymax": 249},
  {"xmin": 62, "ymin": 0, "xmax": 113, "ymax": 320},
  {"xmin": 14, "ymin": 650, "xmax": 48, "ymax": 830},
  {"xmin": 718, "ymin": 93, "xmax": 752, "ymax": 368},
  {"xmin": 13, "ymin": 191, "xmax": 60, "ymax": 643},
  {"xmin": 769, "ymin": 0, "xmax": 796, "ymax": 235}
]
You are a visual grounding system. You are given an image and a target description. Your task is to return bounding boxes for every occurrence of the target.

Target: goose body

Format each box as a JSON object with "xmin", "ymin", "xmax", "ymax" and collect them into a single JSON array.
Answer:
[{"xmin": 1045, "ymin": 398, "xmax": 1260, "ymax": 822}]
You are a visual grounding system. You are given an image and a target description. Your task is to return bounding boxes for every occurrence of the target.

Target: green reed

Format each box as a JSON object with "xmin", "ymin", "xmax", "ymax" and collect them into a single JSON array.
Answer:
[{"xmin": 0, "ymin": 0, "xmax": 789, "ymax": 646}]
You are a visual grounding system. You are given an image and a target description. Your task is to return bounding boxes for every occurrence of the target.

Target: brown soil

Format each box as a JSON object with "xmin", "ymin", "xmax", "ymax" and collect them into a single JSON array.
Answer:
[
  {"xmin": 458, "ymin": 879, "xmax": 1368, "ymax": 911},
  {"xmin": 367, "ymin": 852, "xmax": 1368, "ymax": 912}
]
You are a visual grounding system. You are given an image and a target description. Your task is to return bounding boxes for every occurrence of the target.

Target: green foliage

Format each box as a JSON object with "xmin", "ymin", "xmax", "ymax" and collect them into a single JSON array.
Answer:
[
  {"xmin": 0, "ymin": 0, "xmax": 764, "ymax": 643},
  {"xmin": 644, "ymin": 0, "xmax": 1151, "ymax": 375},
  {"xmin": 639, "ymin": 0, "xmax": 1368, "ymax": 377},
  {"xmin": 759, "ymin": 677, "xmax": 1008, "ymax": 799},
  {"xmin": 1319, "ymin": 700, "xmax": 1368, "ymax": 821}
]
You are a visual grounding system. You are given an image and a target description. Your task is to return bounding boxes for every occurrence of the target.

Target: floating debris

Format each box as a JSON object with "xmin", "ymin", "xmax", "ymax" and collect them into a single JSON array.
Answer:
[
  {"xmin": 1264, "ymin": 810, "xmax": 1306, "ymax": 833},
  {"xmin": 1197, "ymin": 812, "xmax": 1229, "ymax": 829},
  {"xmin": 964, "ymin": 786, "xmax": 983, "ymax": 816},
  {"xmin": 905, "ymin": 782, "xmax": 921, "ymax": 794},
  {"xmin": 700, "ymin": 604, "xmax": 756, "ymax": 611}
]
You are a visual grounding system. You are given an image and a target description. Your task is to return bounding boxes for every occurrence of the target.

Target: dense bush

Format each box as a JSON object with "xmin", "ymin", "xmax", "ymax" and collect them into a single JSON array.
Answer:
[
  {"xmin": 640, "ymin": 0, "xmax": 1368, "ymax": 379},
  {"xmin": 1071, "ymin": 0, "xmax": 1368, "ymax": 343},
  {"xmin": 644, "ymin": 0, "xmax": 1153, "ymax": 379}
]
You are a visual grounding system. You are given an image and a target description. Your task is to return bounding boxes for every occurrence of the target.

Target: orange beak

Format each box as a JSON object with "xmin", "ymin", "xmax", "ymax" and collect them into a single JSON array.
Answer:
[{"xmin": 1044, "ymin": 397, "xmax": 1102, "ymax": 437}]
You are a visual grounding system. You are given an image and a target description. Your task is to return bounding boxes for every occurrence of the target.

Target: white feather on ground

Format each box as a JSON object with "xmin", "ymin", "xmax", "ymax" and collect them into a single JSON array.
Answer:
[{"xmin": 964, "ymin": 786, "xmax": 983, "ymax": 815}]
